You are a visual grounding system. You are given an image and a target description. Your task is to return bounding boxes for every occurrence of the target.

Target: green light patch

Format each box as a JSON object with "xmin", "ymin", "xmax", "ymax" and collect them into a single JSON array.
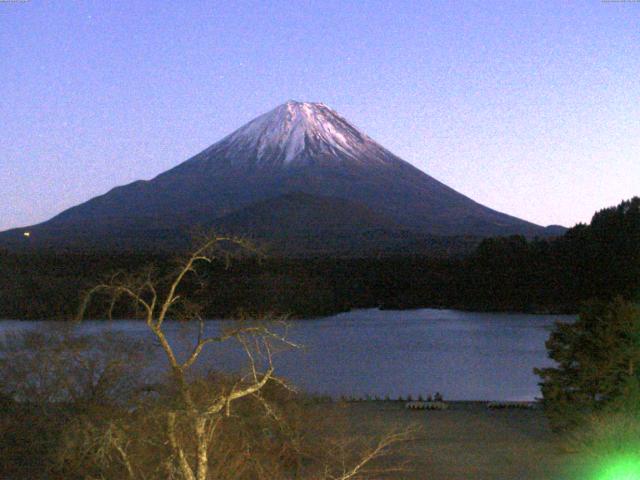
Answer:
[{"xmin": 594, "ymin": 455, "xmax": 640, "ymax": 480}]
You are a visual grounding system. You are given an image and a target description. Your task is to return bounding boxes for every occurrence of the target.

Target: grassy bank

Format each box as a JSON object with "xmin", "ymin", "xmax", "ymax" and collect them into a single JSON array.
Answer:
[{"xmin": 318, "ymin": 401, "xmax": 576, "ymax": 479}]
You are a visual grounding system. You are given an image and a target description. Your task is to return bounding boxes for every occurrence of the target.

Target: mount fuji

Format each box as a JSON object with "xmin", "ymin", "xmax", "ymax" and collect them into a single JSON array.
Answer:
[{"xmin": 0, "ymin": 101, "xmax": 562, "ymax": 254}]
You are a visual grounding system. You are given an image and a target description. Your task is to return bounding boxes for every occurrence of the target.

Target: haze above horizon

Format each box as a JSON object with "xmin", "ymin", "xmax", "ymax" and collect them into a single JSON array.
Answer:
[{"xmin": 2, "ymin": 1, "xmax": 639, "ymax": 231}]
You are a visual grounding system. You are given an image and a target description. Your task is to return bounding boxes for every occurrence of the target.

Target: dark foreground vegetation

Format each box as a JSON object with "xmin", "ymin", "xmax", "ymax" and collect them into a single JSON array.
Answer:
[
  {"xmin": 0, "ymin": 345, "xmax": 569, "ymax": 480},
  {"xmin": 1, "ymin": 197, "xmax": 638, "ymax": 319},
  {"xmin": 0, "ymin": 330, "xmax": 413, "ymax": 480},
  {"xmin": 534, "ymin": 296, "xmax": 640, "ymax": 478}
]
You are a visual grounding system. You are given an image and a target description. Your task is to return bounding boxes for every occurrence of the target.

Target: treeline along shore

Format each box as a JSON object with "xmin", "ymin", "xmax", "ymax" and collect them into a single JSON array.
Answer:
[{"xmin": 1, "ymin": 197, "xmax": 638, "ymax": 320}]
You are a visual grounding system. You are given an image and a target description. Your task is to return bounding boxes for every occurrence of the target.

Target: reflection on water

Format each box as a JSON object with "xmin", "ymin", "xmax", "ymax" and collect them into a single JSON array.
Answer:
[{"xmin": 0, "ymin": 308, "xmax": 575, "ymax": 401}]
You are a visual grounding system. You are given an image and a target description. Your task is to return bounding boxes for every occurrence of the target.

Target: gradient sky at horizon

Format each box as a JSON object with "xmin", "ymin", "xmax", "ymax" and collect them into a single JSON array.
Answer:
[{"xmin": 1, "ymin": 1, "xmax": 639, "ymax": 231}]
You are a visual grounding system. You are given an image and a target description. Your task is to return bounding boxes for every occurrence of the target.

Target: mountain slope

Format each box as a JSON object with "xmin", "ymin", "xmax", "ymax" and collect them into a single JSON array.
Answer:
[{"xmin": 0, "ymin": 100, "xmax": 559, "ymax": 253}]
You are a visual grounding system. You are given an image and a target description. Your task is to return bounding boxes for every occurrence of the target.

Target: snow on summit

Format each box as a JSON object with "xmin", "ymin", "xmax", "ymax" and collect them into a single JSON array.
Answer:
[{"xmin": 204, "ymin": 100, "xmax": 397, "ymax": 168}]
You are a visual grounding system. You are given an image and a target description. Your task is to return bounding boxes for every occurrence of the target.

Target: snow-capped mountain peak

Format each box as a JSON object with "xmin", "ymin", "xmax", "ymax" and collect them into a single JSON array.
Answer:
[{"xmin": 204, "ymin": 100, "xmax": 395, "ymax": 168}]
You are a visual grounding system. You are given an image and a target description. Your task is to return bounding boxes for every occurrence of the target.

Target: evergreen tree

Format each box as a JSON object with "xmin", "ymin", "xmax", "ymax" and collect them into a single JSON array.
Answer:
[{"xmin": 535, "ymin": 297, "xmax": 640, "ymax": 432}]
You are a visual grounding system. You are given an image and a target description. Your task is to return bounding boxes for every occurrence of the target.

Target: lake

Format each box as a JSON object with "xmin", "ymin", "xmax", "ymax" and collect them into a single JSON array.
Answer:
[{"xmin": 0, "ymin": 308, "xmax": 574, "ymax": 401}]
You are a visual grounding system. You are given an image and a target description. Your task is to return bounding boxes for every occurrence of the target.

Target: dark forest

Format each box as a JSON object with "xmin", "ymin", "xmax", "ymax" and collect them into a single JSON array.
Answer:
[{"xmin": 1, "ymin": 197, "xmax": 638, "ymax": 320}]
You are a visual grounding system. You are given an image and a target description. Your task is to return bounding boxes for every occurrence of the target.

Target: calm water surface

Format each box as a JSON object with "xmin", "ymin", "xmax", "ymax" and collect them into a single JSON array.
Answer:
[{"xmin": 0, "ymin": 309, "xmax": 574, "ymax": 401}]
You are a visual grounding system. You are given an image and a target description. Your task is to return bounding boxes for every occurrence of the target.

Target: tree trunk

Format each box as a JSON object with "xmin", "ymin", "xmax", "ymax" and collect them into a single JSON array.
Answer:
[
  {"xmin": 195, "ymin": 416, "xmax": 209, "ymax": 480},
  {"xmin": 168, "ymin": 412, "xmax": 196, "ymax": 480}
]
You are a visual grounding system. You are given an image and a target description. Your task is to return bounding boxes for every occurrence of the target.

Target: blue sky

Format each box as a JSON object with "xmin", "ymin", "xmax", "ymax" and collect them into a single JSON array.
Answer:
[{"xmin": 1, "ymin": 1, "xmax": 639, "ymax": 230}]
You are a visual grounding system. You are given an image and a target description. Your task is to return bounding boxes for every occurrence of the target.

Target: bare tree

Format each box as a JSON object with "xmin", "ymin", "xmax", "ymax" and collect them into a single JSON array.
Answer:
[
  {"xmin": 76, "ymin": 236, "xmax": 293, "ymax": 479},
  {"xmin": 0, "ymin": 328, "xmax": 151, "ymax": 479},
  {"xmin": 0, "ymin": 329, "xmax": 149, "ymax": 407},
  {"xmin": 74, "ymin": 235, "xmax": 415, "ymax": 480}
]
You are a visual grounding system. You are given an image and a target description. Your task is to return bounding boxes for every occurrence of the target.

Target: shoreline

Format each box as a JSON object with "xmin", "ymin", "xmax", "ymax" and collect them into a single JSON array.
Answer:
[
  {"xmin": 313, "ymin": 400, "xmax": 570, "ymax": 479},
  {"xmin": 0, "ymin": 305, "xmax": 579, "ymax": 322}
]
